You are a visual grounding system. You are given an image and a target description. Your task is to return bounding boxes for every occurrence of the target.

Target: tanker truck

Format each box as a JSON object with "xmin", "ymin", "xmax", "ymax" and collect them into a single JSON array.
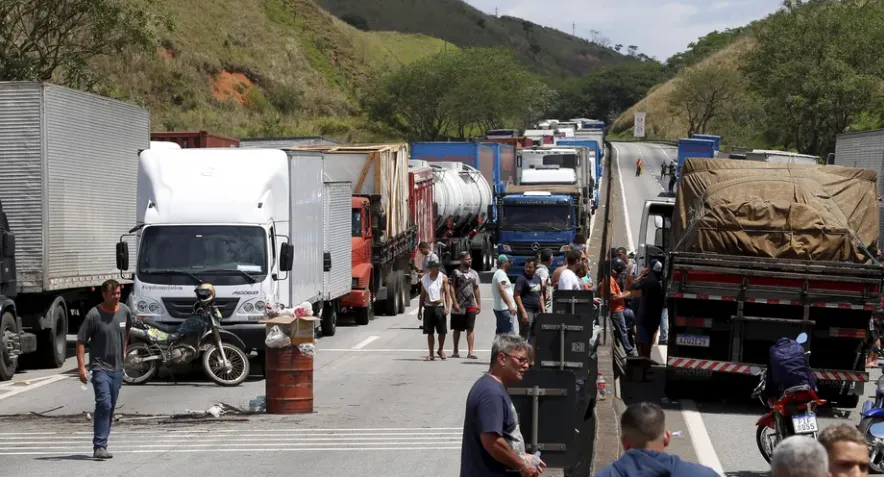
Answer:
[{"xmin": 410, "ymin": 142, "xmax": 505, "ymax": 272}]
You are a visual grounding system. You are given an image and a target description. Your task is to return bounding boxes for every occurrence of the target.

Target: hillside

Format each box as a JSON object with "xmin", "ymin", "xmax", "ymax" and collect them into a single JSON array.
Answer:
[
  {"xmin": 612, "ymin": 37, "xmax": 758, "ymax": 143},
  {"xmin": 90, "ymin": 0, "xmax": 454, "ymax": 140},
  {"xmin": 313, "ymin": 0, "xmax": 631, "ymax": 77}
]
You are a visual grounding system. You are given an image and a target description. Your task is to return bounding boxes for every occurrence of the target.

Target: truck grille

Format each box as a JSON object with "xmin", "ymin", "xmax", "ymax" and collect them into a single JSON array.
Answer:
[
  {"xmin": 506, "ymin": 242, "xmax": 562, "ymax": 255},
  {"xmin": 161, "ymin": 297, "xmax": 240, "ymax": 318}
]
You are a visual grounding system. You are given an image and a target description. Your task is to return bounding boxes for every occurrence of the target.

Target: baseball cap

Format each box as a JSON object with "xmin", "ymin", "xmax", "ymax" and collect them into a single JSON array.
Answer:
[
  {"xmin": 427, "ymin": 259, "xmax": 440, "ymax": 268},
  {"xmin": 498, "ymin": 254, "xmax": 510, "ymax": 263}
]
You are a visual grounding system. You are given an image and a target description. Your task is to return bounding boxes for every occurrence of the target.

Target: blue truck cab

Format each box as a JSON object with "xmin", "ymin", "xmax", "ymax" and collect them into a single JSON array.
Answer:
[
  {"xmin": 496, "ymin": 190, "xmax": 576, "ymax": 280},
  {"xmin": 676, "ymin": 138, "xmax": 717, "ymax": 181},
  {"xmin": 690, "ymin": 134, "xmax": 721, "ymax": 152}
]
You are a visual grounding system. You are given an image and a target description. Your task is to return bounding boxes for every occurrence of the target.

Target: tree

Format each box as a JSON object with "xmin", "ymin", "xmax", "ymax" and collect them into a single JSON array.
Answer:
[
  {"xmin": 341, "ymin": 13, "xmax": 369, "ymax": 31},
  {"xmin": 627, "ymin": 45, "xmax": 638, "ymax": 56},
  {"xmin": 668, "ymin": 67, "xmax": 740, "ymax": 135},
  {"xmin": 0, "ymin": 0, "xmax": 167, "ymax": 88},
  {"xmin": 741, "ymin": 0, "xmax": 884, "ymax": 155},
  {"xmin": 550, "ymin": 61, "xmax": 665, "ymax": 122}
]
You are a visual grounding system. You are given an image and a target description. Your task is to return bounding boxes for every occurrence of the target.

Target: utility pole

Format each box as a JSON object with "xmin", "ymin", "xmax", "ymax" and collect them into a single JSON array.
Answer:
[
  {"xmin": 573, "ymin": 23, "xmax": 576, "ymax": 36},
  {"xmin": 495, "ymin": 6, "xmax": 498, "ymax": 17}
]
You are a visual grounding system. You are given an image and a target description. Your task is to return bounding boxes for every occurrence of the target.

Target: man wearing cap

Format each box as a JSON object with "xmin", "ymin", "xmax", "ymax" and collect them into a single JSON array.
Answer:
[
  {"xmin": 450, "ymin": 251, "xmax": 481, "ymax": 359},
  {"xmin": 626, "ymin": 260, "xmax": 666, "ymax": 359},
  {"xmin": 419, "ymin": 258, "xmax": 451, "ymax": 360},
  {"xmin": 492, "ymin": 255, "xmax": 519, "ymax": 336}
]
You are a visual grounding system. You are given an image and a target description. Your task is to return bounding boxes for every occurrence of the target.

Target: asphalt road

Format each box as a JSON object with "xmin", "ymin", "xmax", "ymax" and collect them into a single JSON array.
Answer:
[
  {"xmin": 609, "ymin": 141, "xmax": 873, "ymax": 476},
  {"xmin": 0, "ymin": 290, "xmax": 508, "ymax": 476}
]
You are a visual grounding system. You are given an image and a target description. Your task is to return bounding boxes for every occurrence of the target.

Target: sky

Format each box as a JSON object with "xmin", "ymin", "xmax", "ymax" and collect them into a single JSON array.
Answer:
[{"xmin": 462, "ymin": 0, "xmax": 784, "ymax": 61}]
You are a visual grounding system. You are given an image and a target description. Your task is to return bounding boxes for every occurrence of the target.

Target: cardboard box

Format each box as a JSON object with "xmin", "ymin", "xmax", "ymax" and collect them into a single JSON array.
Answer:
[{"xmin": 261, "ymin": 314, "xmax": 319, "ymax": 345}]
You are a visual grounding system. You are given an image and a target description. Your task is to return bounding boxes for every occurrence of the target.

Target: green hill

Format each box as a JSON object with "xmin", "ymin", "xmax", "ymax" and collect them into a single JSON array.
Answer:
[
  {"xmin": 90, "ymin": 0, "xmax": 455, "ymax": 140},
  {"xmin": 313, "ymin": 0, "xmax": 632, "ymax": 77}
]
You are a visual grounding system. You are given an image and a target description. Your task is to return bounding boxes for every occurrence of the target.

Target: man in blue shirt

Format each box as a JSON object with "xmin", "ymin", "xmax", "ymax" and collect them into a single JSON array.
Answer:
[{"xmin": 460, "ymin": 335, "xmax": 545, "ymax": 477}]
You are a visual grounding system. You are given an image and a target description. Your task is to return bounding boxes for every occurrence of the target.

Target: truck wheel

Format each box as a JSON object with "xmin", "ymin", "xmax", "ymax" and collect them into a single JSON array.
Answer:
[
  {"xmin": 321, "ymin": 301, "xmax": 337, "ymax": 337},
  {"xmin": 384, "ymin": 278, "xmax": 400, "ymax": 316},
  {"xmin": 400, "ymin": 273, "xmax": 412, "ymax": 311},
  {"xmin": 0, "ymin": 312, "xmax": 18, "ymax": 381},
  {"xmin": 838, "ymin": 394, "xmax": 860, "ymax": 409},
  {"xmin": 38, "ymin": 300, "xmax": 67, "ymax": 369},
  {"xmin": 355, "ymin": 299, "xmax": 373, "ymax": 326},
  {"xmin": 395, "ymin": 272, "xmax": 407, "ymax": 314}
]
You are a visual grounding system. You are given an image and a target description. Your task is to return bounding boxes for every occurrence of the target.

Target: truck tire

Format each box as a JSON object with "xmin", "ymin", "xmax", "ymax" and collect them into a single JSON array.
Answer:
[
  {"xmin": 0, "ymin": 312, "xmax": 18, "ymax": 381},
  {"xmin": 399, "ymin": 273, "xmax": 412, "ymax": 311},
  {"xmin": 355, "ymin": 298, "xmax": 373, "ymax": 326},
  {"xmin": 38, "ymin": 299, "xmax": 67, "ymax": 369},
  {"xmin": 321, "ymin": 301, "xmax": 337, "ymax": 337},
  {"xmin": 383, "ymin": 279, "xmax": 399, "ymax": 316},
  {"xmin": 837, "ymin": 394, "xmax": 860, "ymax": 409},
  {"xmin": 395, "ymin": 272, "xmax": 407, "ymax": 314}
]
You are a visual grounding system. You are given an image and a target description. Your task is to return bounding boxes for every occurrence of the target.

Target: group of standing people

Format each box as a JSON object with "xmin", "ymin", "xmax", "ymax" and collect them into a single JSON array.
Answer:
[
  {"xmin": 608, "ymin": 246, "xmax": 668, "ymax": 359},
  {"xmin": 660, "ymin": 160, "xmax": 678, "ymax": 194}
]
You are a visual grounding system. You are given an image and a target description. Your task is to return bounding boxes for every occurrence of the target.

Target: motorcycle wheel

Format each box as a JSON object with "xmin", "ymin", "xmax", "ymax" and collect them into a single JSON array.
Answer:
[
  {"xmin": 202, "ymin": 342, "xmax": 250, "ymax": 387},
  {"xmin": 123, "ymin": 343, "xmax": 159, "ymax": 385},
  {"xmin": 755, "ymin": 425, "xmax": 776, "ymax": 464}
]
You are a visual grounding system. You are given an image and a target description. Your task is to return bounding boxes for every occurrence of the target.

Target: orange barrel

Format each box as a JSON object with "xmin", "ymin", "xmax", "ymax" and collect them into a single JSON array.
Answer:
[{"xmin": 265, "ymin": 346, "xmax": 314, "ymax": 414}]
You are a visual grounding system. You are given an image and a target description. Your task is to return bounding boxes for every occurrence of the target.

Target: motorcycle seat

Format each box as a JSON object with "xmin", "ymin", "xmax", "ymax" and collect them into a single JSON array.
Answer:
[
  {"xmin": 783, "ymin": 384, "xmax": 813, "ymax": 395},
  {"xmin": 141, "ymin": 319, "xmax": 178, "ymax": 334}
]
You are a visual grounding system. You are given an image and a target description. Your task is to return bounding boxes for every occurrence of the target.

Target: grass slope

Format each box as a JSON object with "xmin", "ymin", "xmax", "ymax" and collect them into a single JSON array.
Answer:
[
  {"xmin": 313, "ymin": 0, "xmax": 630, "ymax": 77},
  {"xmin": 91, "ymin": 0, "xmax": 453, "ymax": 140},
  {"xmin": 612, "ymin": 37, "xmax": 758, "ymax": 143}
]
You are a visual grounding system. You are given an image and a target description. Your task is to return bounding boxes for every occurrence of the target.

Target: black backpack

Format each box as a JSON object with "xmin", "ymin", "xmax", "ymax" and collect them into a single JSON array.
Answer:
[{"xmin": 765, "ymin": 337, "xmax": 817, "ymax": 399}]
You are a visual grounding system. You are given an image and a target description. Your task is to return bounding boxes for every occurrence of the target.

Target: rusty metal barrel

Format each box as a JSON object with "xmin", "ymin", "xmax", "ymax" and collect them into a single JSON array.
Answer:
[{"xmin": 265, "ymin": 346, "xmax": 314, "ymax": 414}]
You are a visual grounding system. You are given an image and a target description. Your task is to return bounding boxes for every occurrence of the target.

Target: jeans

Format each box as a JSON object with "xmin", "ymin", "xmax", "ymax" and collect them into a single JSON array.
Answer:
[
  {"xmin": 659, "ymin": 307, "xmax": 669, "ymax": 344},
  {"xmin": 92, "ymin": 369, "xmax": 123, "ymax": 450},
  {"xmin": 519, "ymin": 310, "xmax": 540, "ymax": 342},
  {"xmin": 494, "ymin": 310, "xmax": 519, "ymax": 336},
  {"xmin": 612, "ymin": 311, "xmax": 635, "ymax": 353}
]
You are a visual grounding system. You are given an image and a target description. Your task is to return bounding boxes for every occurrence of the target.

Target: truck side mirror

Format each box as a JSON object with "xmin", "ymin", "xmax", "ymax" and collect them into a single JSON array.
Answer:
[
  {"xmin": 280, "ymin": 243, "xmax": 294, "ymax": 272},
  {"xmin": 116, "ymin": 241, "xmax": 129, "ymax": 271},
  {"xmin": 2, "ymin": 232, "xmax": 14, "ymax": 258}
]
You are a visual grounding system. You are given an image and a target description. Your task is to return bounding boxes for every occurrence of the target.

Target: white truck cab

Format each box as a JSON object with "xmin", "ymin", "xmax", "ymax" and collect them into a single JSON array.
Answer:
[
  {"xmin": 637, "ymin": 196, "xmax": 676, "ymax": 270},
  {"xmin": 116, "ymin": 148, "xmax": 330, "ymax": 354}
]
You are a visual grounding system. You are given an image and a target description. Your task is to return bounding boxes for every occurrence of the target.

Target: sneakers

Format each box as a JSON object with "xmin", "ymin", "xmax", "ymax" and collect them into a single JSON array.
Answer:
[{"xmin": 93, "ymin": 448, "xmax": 113, "ymax": 459}]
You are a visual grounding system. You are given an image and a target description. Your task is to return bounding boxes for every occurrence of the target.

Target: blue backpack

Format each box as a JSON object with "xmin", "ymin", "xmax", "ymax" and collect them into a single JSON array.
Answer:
[{"xmin": 765, "ymin": 337, "xmax": 817, "ymax": 399}]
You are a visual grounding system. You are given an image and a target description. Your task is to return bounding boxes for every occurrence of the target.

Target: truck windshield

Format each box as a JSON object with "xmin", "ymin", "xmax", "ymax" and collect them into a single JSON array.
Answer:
[
  {"xmin": 542, "ymin": 154, "xmax": 578, "ymax": 169},
  {"xmin": 500, "ymin": 205, "xmax": 571, "ymax": 231},
  {"xmin": 137, "ymin": 225, "xmax": 268, "ymax": 286},
  {"xmin": 352, "ymin": 210, "xmax": 362, "ymax": 237}
]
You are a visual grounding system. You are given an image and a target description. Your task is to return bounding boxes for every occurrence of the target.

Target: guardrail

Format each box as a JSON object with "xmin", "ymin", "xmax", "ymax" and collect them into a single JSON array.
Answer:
[{"xmin": 608, "ymin": 138, "xmax": 679, "ymax": 147}]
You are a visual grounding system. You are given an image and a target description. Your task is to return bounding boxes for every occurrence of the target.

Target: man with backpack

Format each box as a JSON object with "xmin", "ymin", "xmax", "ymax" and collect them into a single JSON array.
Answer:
[{"xmin": 764, "ymin": 335, "xmax": 817, "ymax": 404}]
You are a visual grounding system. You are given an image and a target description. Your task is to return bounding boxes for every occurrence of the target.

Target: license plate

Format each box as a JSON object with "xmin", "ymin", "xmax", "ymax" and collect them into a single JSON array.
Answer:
[
  {"xmin": 792, "ymin": 413, "xmax": 818, "ymax": 434},
  {"xmin": 676, "ymin": 334, "xmax": 710, "ymax": 348},
  {"xmin": 673, "ymin": 367, "xmax": 713, "ymax": 378}
]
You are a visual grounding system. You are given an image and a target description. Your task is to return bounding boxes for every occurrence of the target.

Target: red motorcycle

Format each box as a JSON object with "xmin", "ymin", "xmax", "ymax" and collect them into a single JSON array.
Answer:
[{"xmin": 750, "ymin": 333, "xmax": 827, "ymax": 463}]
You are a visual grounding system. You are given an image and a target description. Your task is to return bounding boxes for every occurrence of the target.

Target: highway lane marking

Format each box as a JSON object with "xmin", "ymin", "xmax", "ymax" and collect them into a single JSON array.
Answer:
[
  {"xmin": 352, "ymin": 336, "xmax": 380, "ymax": 349},
  {"xmin": 0, "ymin": 427, "xmax": 466, "ymax": 436},
  {"xmin": 321, "ymin": 348, "xmax": 490, "ymax": 353},
  {"xmin": 612, "ymin": 144, "xmax": 635, "ymax": 251},
  {"xmin": 0, "ymin": 374, "xmax": 68, "ymax": 401},
  {"xmin": 681, "ymin": 399, "xmax": 725, "ymax": 477},
  {"xmin": 0, "ymin": 446, "xmax": 462, "ymax": 455}
]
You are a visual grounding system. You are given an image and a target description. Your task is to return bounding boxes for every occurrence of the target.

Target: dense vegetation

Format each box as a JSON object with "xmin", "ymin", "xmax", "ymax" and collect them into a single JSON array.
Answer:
[
  {"xmin": 615, "ymin": 0, "xmax": 884, "ymax": 157},
  {"xmin": 313, "ymin": 0, "xmax": 631, "ymax": 78}
]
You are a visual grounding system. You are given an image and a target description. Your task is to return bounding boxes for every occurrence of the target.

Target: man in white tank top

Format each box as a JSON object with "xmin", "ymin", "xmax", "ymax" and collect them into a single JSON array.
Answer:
[{"xmin": 419, "ymin": 259, "xmax": 451, "ymax": 360}]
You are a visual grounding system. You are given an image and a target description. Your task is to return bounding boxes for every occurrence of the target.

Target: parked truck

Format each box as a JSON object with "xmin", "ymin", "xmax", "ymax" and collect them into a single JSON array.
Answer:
[
  {"xmin": 408, "ymin": 161, "xmax": 436, "ymax": 292},
  {"xmin": 116, "ymin": 147, "xmax": 352, "ymax": 356},
  {"xmin": 519, "ymin": 145, "xmax": 597, "ymax": 217},
  {"xmin": 410, "ymin": 142, "xmax": 502, "ymax": 272},
  {"xmin": 291, "ymin": 144, "xmax": 414, "ymax": 323},
  {"xmin": 640, "ymin": 158, "xmax": 881, "ymax": 406},
  {"xmin": 674, "ymin": 138, "xmax": 717, "ymax": 182},
  {"xmin": 831, "ymin": 129, "xmax": 884, "ymax": 248},
  {"xmin": 150, "ymin": 130, "xmax": 240, "ymax": 148},
  {"xmin": 0, "ymin": 82, "xmax": 150, "ymax": 380}
]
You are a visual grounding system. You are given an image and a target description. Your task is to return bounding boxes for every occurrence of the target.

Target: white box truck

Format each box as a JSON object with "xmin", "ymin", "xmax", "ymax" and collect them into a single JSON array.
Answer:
[
  {"xmin": 116, "ymin": 147, "xmax": 351, "ymax": 357},
  {"xmin": 0, "ymin": 82, "xmax": 150, "ymax": 380}
]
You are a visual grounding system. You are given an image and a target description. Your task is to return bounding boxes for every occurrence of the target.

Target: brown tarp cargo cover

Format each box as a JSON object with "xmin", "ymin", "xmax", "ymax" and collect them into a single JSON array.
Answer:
[{"xmin": 672, "ymin": 158, "xmax": 879, "ymax": 262}]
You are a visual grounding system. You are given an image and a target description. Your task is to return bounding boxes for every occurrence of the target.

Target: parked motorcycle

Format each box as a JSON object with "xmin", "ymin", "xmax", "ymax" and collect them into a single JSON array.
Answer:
[
  {"xmin": 858, "ymin": 373, "xmax": 884, "ymax": 473},
  {"xmin": 751, "ymin": 332, "xmax": 826, "ymax": 463},
  {"xmin": 123, "ymin": 283, "xmax": 251, "ymax": 387}
]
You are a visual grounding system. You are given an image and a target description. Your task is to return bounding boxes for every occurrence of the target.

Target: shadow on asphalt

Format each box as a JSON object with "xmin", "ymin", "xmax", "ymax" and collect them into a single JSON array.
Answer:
[
  {"xmin": 725, "ymin": 472, "xmax": 769, "ymax": 477},
  {"xmin": 35, "ymin": 455, "xmax": 97, "ymax": 462}
]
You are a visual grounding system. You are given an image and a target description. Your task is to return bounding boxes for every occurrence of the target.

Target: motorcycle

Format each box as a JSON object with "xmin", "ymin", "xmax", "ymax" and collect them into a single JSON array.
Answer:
[
  {"xmin": 123, "ymin": 283, "xmax": 251, "ymax": 387},
  {"xmin": 751, "ymin": 332, "xmax": 826, "ymax": 463},
  {"xmin": 858, "ymin": 369, "xmax": 884, "ymax": 472}
]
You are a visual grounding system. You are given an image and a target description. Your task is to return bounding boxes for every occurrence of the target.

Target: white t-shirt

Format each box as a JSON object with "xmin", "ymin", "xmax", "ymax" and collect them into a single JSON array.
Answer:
[
  {"xmin": 492, "ymin": 269, "xmax": 515, "ymax": 311},
  {"xmin": 558, "ymin": 268, "xmax": 582, "ymax": 291}
]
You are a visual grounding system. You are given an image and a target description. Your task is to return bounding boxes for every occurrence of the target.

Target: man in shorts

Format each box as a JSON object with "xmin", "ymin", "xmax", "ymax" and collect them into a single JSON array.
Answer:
[
  {"xmin": 450, "ymin": 251, "xmax": 481, "ymax": 359},
  {"xmin": 419, "ymin": 259, "xmax": 450, "ymax": 360}
]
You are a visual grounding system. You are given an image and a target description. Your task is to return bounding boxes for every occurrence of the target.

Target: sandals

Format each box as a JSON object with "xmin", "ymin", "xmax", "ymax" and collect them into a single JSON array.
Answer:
[
  {"xmin": 467, "ymin": 354, "xmax": 478, "ymax": 359},
  {"xmin": 437, "ymin": 351, "xmax": 447, "ymax": 360},
  {"xmin": 425, "ymin": 355, "xmax": 434, "ymax": 361}
]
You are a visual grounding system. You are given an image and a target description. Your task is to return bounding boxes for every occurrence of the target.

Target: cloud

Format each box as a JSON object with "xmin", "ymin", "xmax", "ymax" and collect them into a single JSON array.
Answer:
[{"xmin": 462, "ymin": 0, "xmax": 783, "ymax": 60}]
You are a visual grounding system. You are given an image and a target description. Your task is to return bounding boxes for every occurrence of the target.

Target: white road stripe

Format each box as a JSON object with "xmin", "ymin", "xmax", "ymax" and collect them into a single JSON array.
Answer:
[
  {"xmin": 681, "ymin": 399, "xmax": 725, "ymax": 477},
  {"xmin": 321, "ymin": 348, "xmax": 490, "ymax": 353},
  {"xmin": 0, "ymin": 427, "xmax": 464, "ymax": 436},
  {"xmin": 0, "ymin": 374, "xmax": 69, "ymax": 401},
  {"xmin": 352, "ymin": 336, "xmax": 380, "ymax": 349},
  {"xmin": 612, "ymin": 144, "xmax": 635, "ymax": 251},
  {"xmin": 0, "ymin": 446, "xmax": 461, "ymax": 456}
]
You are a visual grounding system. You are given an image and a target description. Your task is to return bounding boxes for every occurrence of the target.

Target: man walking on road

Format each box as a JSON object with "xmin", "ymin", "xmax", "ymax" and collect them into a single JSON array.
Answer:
[
  {"xmin": 76, "ymin": 279, "xmax": 134, "ymax": 459},
  {"xmin": 668, "ymin": 162, "xmax": 677, "ymax": 194},
  {"xmin": 818, "ymin": 425, "xmax": 869, "ymax": 477},
  {"xmin": 450, "ymin": 251, "xmax": 481, "ymax": 359},
  {"xmin": 460, "ymin": 334, "xmax": 545, "ymax": 477},
  {"xmin": 492, "ymin": 255, "xmax": 518, "ymax": 336},
  {"xmin": 419, "ymin": 259, "xmax": 450, "ymax": 360},
  {"xmin": 514, "ymin": 259, "xmax": 544, "ymax": 343},
  {"xmin": 593, "ymin": 402, "xmax": 718, "ymax": 477}
]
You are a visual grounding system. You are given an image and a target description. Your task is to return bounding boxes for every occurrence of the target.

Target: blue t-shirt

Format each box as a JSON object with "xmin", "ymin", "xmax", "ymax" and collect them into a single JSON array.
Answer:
[
  {"xmin": 514, "ymin": 274, "xmax": 543, "ymax": 312},
  {"xmin": 460, "ymin": 374, "xmax": 526, "ymax": 477}
]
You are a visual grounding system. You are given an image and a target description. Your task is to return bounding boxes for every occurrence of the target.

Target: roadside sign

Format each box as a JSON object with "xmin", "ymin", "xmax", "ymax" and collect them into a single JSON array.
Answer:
[{"xmin": 634, "ymin": 112, "xmax": 646, "ymax": 138}]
